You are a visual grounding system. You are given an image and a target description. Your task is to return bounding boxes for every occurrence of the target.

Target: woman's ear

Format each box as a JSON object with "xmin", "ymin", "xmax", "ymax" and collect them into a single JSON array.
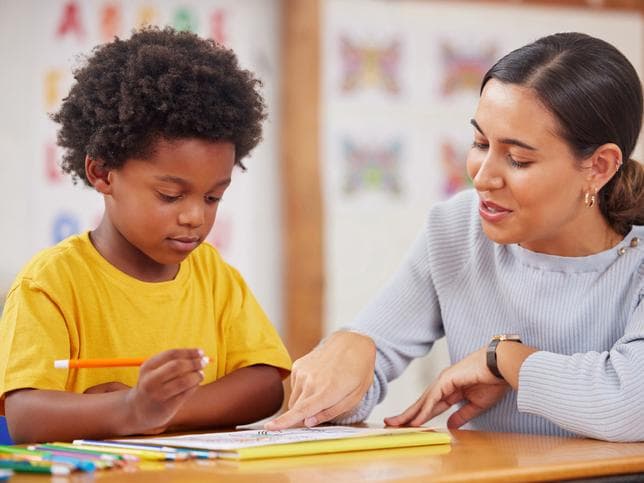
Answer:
[
  {"xmin": 586, "ymin": 143, "xmax": 622, "ymax": 190},
  {"xmin": 85, "ymin": 156, "xmax": 112, "ymax": 194}
]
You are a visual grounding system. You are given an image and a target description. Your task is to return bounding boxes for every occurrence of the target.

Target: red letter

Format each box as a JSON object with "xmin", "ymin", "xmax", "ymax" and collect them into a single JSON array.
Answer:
[{"xmin": 56, "ymin": 1, "xmax": 85, "ymax": 39}]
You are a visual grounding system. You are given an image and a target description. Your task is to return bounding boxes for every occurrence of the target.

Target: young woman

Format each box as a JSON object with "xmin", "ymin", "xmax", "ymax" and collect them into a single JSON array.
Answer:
[{"xmin": 268, "ymin": 32, "xmax": 644, "ymax": 442}]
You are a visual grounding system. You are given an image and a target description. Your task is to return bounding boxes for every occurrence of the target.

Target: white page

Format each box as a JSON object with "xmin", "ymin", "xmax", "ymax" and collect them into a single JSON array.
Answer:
[{"xmin": 117, "ymin": 426, "xmax": 434, "ymax": 451}]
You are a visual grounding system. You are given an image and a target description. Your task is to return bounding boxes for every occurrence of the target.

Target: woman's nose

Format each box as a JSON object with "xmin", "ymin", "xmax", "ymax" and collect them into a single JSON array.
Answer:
[{"xmin": 472, "ymin": 156, "xmax": 504, "ymax": 191}]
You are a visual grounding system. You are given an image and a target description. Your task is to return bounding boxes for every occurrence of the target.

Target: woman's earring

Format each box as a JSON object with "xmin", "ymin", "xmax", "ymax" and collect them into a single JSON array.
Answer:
[{"xmin": 584, "ymin": 190, "xmax": 596, "ymax": 208}]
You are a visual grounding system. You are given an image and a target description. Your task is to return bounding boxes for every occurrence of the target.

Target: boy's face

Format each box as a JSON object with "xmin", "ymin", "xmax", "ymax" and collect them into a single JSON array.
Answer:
[{"xmin": 102, "ymin": 137, "xmax": 235, "ymax": 272}]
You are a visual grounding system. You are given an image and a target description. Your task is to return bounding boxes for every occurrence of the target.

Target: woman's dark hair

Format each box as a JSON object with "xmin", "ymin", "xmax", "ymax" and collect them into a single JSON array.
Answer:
[
  {"xmin": 52, "ymin": 26, "xmax": 266, "ymax": 186},
  {"xmin": 481, "ymin": 32, "xmax": 643, "ymax": 235}
]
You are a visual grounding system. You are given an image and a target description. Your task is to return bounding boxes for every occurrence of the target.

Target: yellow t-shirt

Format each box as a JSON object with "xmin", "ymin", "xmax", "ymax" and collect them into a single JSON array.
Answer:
[{"xmin": 0, "ymin": 232, "xmax": 291, "ymax": 413}]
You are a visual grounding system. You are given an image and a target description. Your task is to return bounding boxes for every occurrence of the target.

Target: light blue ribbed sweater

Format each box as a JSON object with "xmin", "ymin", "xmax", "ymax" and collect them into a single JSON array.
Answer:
[{"xmin": 338, "ymin": 189, "xmax": 644, "ymax": 442}]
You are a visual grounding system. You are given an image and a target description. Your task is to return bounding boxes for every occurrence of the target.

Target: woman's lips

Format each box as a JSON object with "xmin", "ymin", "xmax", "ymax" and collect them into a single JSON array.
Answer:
[{"xmin": 479, "ymin": 199, "xmax": 512, "ymax": 223}]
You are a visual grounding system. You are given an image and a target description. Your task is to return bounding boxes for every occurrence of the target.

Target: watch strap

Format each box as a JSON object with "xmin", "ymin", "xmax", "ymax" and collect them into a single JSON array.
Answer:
[{"xmin": 486, "ymin": 335, "xmax": 522, "ymax": 380}]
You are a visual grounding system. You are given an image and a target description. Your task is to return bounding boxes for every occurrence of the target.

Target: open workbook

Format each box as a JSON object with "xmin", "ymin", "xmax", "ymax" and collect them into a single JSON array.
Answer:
[{"xmin": 116, "ymin": 426, "xmax": 451, "ymax": 460}]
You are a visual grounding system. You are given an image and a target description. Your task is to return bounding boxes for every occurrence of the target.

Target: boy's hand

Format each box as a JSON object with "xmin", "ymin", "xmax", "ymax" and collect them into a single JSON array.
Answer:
[{"xmin": 124, "ymin": 348, "xmax": 207, "ymax": 435}]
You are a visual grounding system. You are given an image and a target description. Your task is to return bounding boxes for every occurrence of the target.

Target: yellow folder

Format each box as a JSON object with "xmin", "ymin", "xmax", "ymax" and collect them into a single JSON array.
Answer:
[
  {"xmin": 119, "ymin": 426, "xmax": 451, "ymax": 461},
  {"xmin": 219, "ymin": 430, "xmax": 451, "ymax": 460}
]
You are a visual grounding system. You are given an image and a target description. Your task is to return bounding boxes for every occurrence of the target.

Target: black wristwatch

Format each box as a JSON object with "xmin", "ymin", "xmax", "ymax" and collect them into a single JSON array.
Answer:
[{"xmin": 486, "ymin": 334, "xmax": 522, "ymax": 380}]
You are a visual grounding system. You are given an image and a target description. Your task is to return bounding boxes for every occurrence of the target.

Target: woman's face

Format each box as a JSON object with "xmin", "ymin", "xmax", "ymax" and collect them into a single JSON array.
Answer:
[{"xmin": 466, "ymin": 79, "xmax": 593, "ymax": 255}]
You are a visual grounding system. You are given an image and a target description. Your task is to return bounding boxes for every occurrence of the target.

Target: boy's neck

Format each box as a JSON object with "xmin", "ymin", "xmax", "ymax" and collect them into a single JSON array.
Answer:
[{"xmin": 89, "ymin": 222, "xmax": 180, "ymax": 283}]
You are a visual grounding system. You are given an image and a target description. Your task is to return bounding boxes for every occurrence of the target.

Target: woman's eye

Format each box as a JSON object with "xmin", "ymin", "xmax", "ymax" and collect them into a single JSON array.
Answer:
[
  {"xmin": 471, "ymin": 141, "xmax": 489, "ymax": 150},
  {"xmin": 508, "ymin": 156, "xmax": 531, "ymax": 169}
]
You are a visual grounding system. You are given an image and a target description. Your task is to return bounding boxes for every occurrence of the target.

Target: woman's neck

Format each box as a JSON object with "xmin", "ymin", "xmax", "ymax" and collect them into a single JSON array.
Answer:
[{"xmin": 519, "ymin": 213, "xmax": 623, "ymax": 257}]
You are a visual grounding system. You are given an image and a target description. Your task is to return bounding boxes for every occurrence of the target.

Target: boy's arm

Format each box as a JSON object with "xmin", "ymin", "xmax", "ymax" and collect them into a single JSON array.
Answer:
[
  {"xmin": 168, "ymin": 364, "xmax": 284, "ymax": 431},
  {"xmin": 5, "ymin": 388, "xmax": 139, "ymax": 443},
  {"xmin": 4, "ymin": 349, "xmax": 205, "ymax": 443}
]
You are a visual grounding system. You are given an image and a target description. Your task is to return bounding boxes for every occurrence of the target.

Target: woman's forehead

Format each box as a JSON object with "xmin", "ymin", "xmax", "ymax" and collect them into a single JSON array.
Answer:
[{"xmin": 475, "ymin": 80, "xmax": 561, "ymax": 142}]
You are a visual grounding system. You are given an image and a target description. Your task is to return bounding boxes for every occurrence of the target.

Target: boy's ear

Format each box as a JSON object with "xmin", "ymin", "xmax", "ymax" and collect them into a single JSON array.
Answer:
[
  {"xmin": 85, "ymin": 156, "xmax": 112, "ymax": 194},
  {"xmin": 585, "ymin": 143, "xmax": 622, "ymax": 190}
]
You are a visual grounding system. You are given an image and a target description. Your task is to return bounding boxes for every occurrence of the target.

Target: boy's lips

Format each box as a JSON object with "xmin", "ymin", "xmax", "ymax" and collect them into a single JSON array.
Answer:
[
  {"xmin": 479, "ymin": 199, "xmax": 513, "ymax": 223},
  {"xmin": 167, "ymin": 236, "xmax": 201, "ymax": 252}
]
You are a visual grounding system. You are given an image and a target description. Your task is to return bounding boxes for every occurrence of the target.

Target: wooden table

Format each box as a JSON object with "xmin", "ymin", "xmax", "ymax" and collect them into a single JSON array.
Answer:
[{"xmin": 10, "ymin": 429, "xmax": 644, "ymax": 482}]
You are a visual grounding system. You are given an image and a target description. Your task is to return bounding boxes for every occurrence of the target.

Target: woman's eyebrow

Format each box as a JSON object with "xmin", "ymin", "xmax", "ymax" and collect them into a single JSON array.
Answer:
[{"xmin": 470, "ymin": 118, "xmax": 537, "ymax": 151}]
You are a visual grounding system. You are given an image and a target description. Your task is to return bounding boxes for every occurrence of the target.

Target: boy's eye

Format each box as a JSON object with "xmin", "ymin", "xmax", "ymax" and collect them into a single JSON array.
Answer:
[
  {"xmin": 205, "ymin": 195, "xmax": 221, "ymax": 204},
  {"xmin": 158, "ymin": 192, "xmax": 182, "ymax": 202}
]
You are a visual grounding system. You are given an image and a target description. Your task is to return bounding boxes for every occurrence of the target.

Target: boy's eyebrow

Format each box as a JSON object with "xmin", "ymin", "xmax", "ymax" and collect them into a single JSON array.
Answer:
[
  {"xmin": 470, "ymin": 119, "xmax": 537, "ymax": 151},
  {"xmin": 154, "ymin": 175, "xmax": 232, "ymax": 189}
]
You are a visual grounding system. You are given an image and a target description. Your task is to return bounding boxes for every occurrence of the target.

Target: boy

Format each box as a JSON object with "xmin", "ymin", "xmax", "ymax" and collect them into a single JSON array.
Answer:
[{"xmin": 0, "ymin": 27, "xmax": 291, "ymax": 443}]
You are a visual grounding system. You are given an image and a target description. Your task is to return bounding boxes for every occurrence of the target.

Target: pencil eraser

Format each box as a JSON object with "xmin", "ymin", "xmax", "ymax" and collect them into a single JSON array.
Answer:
[{"xmin": 54, "ymin": 359, "xmax": 69, "ymax": 369}]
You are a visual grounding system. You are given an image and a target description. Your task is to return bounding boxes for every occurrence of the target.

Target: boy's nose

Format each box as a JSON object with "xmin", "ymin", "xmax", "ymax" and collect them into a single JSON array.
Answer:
[{"xmin": 178, "ymin": 203, "xmax": 204, "ymax": 227}]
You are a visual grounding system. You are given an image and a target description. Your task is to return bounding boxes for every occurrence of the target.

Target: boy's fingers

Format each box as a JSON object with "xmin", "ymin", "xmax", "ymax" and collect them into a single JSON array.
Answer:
[
  {"xmin": 143, "ymin": 348, "xmax": 205, "ymax": 370},
  {"xmin": 139, "ymin": 350, "xmax": 208, "ymax": 394},
  {"xmin": 160, "ymin": 370, "xmax": 205, "ymax": 399}
]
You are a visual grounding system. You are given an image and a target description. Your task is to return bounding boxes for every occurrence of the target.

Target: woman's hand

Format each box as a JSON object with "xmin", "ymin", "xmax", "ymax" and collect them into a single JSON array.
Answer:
[
  {"xmin": 124, "ymin": 348, "xmax": 207, "ymax": 435},
  {"xmin": 385, "ymin": 347, "xmax": 509, "ymax": 429},
  {"xmin": 265, "ymin": 331, "xmax": 376, "ymax": 430}
]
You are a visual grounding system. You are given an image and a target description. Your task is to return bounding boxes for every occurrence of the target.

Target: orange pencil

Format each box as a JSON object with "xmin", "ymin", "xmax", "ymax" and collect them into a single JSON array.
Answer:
[
  {"xmin": 54, "ymin": 357, "xmax": 147, "ymax": 369},
  {"xmin": 54, "ymin": 356, "xmax": 210, "ymax": 369}
]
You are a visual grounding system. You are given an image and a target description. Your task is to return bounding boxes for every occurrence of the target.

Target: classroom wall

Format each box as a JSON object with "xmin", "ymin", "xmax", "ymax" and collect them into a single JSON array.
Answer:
[
  {"xmin": 320, "ymin": 0, "xmax": 643, "ymax": 425},
  {"xmin": 0, "ymin": 0, "xmax": 284, "ymax": 331}
]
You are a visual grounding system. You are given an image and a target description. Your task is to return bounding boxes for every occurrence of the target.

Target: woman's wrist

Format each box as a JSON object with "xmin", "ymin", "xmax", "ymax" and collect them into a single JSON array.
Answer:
[{"xmin": 495, "ymin": 341, "xmax": 538, "ymax": 390}]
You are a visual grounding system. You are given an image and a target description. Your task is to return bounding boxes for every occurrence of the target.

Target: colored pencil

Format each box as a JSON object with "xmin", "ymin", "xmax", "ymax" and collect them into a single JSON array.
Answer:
[
  {"xmin": 29, "ymin": 446, "xmax": 113, "ymax": 469},
  {"xmin": 67, "ymin": 442, "xmax": 172, "ymax": 461},
  {"xmin": 54, "ymin": 355, "xmax": 210, "ymax": 369},
  {"xmin": 31, "ymin": 445, "xmax": 119, "ymax": 463},
  {"xmin": 2, "ymin": 445, "xmax": 95, "ymax": 472},
  {"xmin": 74, "ymin": 439, "xmax": 214, "ymax": 459},
  {"xmin": 45, "ymin": 443, "xmax": 138, "ymax": 462},
  {"xmin": 0, "ymin": 460, "xmax": 71, "ymax": 475},
  {"xmin": 54, "ymin": 357, "xmax": 147, "ymax": 369}
]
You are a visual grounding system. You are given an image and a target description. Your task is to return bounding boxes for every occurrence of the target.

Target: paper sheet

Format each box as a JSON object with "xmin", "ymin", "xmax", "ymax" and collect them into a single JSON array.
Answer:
[{"xmin": 119, "ymin": 426, "xmax": 435, "ymax": 451}]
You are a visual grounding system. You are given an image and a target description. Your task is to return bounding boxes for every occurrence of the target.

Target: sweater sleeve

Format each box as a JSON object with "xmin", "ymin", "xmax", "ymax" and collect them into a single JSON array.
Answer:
[
  {"xmin": 332, "ymin": 191, "xmax": 478, "ymax": 424},
  {"xmin": 518, "ymin": 284, "xmax": 644, "ymax": 442},
  {"xmin": 332, "ymin": 228, "xmax": 444, "ymax": 424}
]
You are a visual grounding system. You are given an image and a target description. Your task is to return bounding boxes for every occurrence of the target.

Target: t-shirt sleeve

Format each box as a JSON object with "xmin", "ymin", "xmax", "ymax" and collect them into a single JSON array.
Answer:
[
  {"xmin": 0, "ymin": 279, "xmax": 71, "ymax": 412},
  {"xmin": 222, "ymin": 269, "xmax": 292, "ymax": 378}
]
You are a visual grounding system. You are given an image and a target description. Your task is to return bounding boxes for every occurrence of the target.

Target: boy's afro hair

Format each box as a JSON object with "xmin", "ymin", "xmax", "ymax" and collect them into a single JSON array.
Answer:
[{"xmin": 52, "ymin": 26, "xmax": 266, "ymax": 186}]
